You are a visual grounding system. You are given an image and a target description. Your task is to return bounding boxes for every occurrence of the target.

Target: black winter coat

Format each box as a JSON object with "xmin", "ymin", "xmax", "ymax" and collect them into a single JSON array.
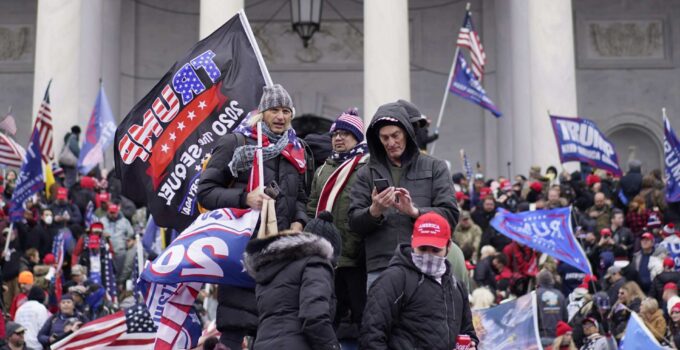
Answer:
[
  {"xmin": 650, "ymin": 271, "xmax": 680, "ymax": 302},
  {"xmin": 199, "ymin": 131, "xmax": 310, "ymax": 336},
  {"xmin": 360, "ymin": 245, "xmax": 478, "ymax": 350},
  {"xmin": 348, "ymin": 103, "xmax": 458, "ymax": 272},
  {"xmin": 473, "ymin": 255, "xmax": 496, "ymax": 291},
  {"xmin": 244, "ymin": 233, "xmax": 340, "ymax": 350},
  {"xmin": 619, "ymin": 167, "xmax": 643, "ymax": 202},
  {"xmin": 198, "ymin": 132, "xmax": 308, "ymax": 231}
]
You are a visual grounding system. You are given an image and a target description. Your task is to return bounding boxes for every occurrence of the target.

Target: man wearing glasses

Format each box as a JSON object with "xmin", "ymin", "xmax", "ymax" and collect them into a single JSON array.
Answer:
[
  {"xmin": 306, "ymin": 108, "xmax": 369, "ymax": 346},
  {"xmin": 4, "ymin": 322, "xmax": 27, "ymax": 350}
]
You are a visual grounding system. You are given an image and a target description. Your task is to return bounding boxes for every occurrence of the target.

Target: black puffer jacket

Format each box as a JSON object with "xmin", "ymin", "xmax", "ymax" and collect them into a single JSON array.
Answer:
[
  {"xmin": 244, "ymin": 233, "xmax": 340, "ymax": 350},
  {"xmin": 348, "ymin": 103, "xmax": 458, "ymax": 272},
  {"xmin": 198, "ymin": 132, "xmax": 308, "ymax": 230},
  {"xmin": 360, "ymin": 244, "xmax": 478, "ymax": 349}
]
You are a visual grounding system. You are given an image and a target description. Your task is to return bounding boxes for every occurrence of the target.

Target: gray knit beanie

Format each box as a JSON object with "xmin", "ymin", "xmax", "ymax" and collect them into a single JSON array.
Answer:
[{"xmin": 259, "ymin": 84, "xmax": 294, "ymax": 113}]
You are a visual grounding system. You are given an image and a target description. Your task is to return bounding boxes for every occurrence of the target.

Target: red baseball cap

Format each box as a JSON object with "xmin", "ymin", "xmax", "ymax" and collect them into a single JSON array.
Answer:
[
  {"xmin": 90, "ymin": 222, "xmax": 104, "ymax": 232},
  {"xmin": 600, "ymin": 228, "xmax": 612, "ymax": 237},
  {"xmin": 479, "ymin": 187, "xmax": 492, "ymax": 198},
  {"xmin": 664, "ymin": 257, "xmax": 675, "ymax": 269},
  {"xmin": 108, "ymin": 204, "xmax": 120, "ymax": 214},
  {"xmin": 672, "ymin": 302, "xmax": 680, "ymax": 314},
  {"xmin": 412, "ymin": 212, "xmax": 451, "ymax": 249},
  {"xmin": 455, "ymin": 192, "xmax": 469, "ymax": 201},
  {"xmin": 80, "ymin": 176, "xmax": 96, "ymax": 190},
  {"xmin": 641, "ymin": 232, "xmax": 655, "ymax": 241},
  {"xmin": 530, "ymin": 181, "xmax": 543, "ymax": 192},
  {"xmin": 56, "ymin": 187, "xmax": 68, "ymax": 200},
  {"xmin": 664, "ymin": 282, "xmax": 678, "ymax": 291}
]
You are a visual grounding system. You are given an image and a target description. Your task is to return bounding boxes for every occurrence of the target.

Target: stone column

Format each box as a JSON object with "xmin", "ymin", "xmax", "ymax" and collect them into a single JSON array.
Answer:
[
  {"xmin": 364, "ymin": 0, "xmax": 410, "ymax": 125},
  {"xmin": 199, "ymin": 0, "xmax": 244, "ymax": 40},
  {"xmin": 493, "ymin": 0, "xmax": 578, "ymax": 176},
  {"xmin": 33, "ymin": 0, "xmax": 104, "ymax": 154}
]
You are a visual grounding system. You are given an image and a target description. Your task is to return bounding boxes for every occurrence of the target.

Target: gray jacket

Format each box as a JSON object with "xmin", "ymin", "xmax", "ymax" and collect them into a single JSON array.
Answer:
[{"xmin": 348, "ymin": 103, "xmax": 459, "ymax": 272}]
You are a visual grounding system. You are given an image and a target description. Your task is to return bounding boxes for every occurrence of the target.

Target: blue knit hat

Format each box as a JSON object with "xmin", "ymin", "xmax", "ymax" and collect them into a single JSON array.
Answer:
[{"xmin": 330, "ymin": 107, "xmax": 364, "ymax": 142}]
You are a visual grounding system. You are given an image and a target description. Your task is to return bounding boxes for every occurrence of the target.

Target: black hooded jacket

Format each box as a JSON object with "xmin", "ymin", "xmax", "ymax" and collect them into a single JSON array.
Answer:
[
  {"xmin": 244, "ymin": 233, "xmax": 340, "ymax": 350},
  {"xmin": 360, "ymin": 245, "xmax": 478, "ymax": 349},
  {"xmin": 348, "ymin": 103, "xmax": 459, "ymax": 272}
]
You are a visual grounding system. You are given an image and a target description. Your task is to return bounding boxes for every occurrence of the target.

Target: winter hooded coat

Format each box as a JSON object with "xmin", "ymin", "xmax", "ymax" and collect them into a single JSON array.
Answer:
[
  {"xmin": 360, "ymin": 244, "xmax": 478, "ymax": 350},
  {"xmin": 348, "ymin": 103, "xmax": 459, "ymax": 272},
  {"xmin": 244, "ymin": 233, "xmax": 340, "ymax": 350}
]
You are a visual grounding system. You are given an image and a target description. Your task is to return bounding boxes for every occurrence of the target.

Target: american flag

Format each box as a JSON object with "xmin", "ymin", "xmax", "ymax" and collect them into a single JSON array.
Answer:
[
  {"xmin": 104, "ymin": 241, "xmax": 119, "ymax": 305},
  {"xmin": 0, "ymin": 133, "xmax": 25, "ymax": 168},
  {"xmin": 456, "ymin": 10, "xmax": 486, "ymax": 82},
  {"xmin": 0, "ymin": 113, "xmax": 17, "ymax": 136},
  {"xmin": 34, "ymin": 81, "xmax": 54, "ymax": 163},
  {"xmin": 51, "ymin": 304, "xmax": 157, "ymax": 350},
  {"xmin": 461, "ymin": 149, "xmax": 474, "ymax": 199},
  {"xmin": 51, "ymin": 230, "xmax": 65, "ymax": 301}
]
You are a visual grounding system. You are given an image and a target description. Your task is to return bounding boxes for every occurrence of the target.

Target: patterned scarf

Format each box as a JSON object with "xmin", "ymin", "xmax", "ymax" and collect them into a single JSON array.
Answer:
[
  {"xmin": 228, "ymin": 120, "xmax": 306, "ymax": 176},
  {"xmin": 411, "ymin": 252, "xmax": 448, "ymax": 282},
  {"xmin": 331, "ymin": 142, "xmax": 369, "ymax": 163}
]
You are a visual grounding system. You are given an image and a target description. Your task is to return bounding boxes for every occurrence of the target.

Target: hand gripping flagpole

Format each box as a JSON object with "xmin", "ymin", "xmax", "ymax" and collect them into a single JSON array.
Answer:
[
  {"xmin": 2, "ymin": 223, "xmax": 12, "ymax": 261},
  {"xmin": 431, "ymin": 2, "xmax": 471, "ymax": 156}
]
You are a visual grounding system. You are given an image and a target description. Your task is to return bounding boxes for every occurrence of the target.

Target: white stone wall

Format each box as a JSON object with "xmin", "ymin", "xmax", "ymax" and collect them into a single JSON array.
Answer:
[{"xmin": 0, "ymin": 0, "xmax": 677, "ymax": 177}]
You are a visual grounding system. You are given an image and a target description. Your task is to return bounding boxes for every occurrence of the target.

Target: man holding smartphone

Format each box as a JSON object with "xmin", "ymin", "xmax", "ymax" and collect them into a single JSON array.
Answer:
[{"xmin": 349, "ymin": 101, "xmax": 459, "ymax": 289}]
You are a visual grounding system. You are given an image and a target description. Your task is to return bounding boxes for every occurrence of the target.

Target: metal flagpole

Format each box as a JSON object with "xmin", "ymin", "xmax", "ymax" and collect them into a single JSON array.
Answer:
[
  {"xmin": 257, "ymin": 122, "xmax": 264, "ymax": 195},
  {"xmin": 431, "ymin": 2, "xmax": 470, "ymax": 156}
]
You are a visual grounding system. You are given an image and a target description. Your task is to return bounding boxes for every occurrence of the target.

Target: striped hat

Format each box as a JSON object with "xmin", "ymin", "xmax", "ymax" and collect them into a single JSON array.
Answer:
[{"xmin": 330, "ymin": 108, "xmax": 364, "ymax": 142}]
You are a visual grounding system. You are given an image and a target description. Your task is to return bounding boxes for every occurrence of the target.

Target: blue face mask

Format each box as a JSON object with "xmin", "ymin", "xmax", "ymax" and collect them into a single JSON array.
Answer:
[{"xmin": 411, "ymin": 252, "xmax": 447, "ymax": 279}]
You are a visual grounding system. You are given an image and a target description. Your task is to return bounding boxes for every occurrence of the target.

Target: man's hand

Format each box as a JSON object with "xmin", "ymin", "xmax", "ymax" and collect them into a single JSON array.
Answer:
[
  {"xmin": 369, "ymin": 187, "xmax": 396, "ymax": 218},
  {"xmin": 394, "ymin": 188, "xmax": 419, "ymax": 218},
  {"xmin": 290, "ymin": 222, "xmax": 303, "ymax": 232},
  {"xmin": 246, "ymin": 191, "xmax": 272, "ymax": 210}
]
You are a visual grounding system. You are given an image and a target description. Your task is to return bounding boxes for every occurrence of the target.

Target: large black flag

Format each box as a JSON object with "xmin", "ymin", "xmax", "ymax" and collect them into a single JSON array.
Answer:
[{"xmin": 114, "ymin": 11, "xmax": 271, "ymax": 230}]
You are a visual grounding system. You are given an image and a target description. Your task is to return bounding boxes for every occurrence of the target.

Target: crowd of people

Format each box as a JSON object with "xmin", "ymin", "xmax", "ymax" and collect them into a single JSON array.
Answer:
[{"xmin": 0, "ymin": 81, "xmax": 677, "ymax": 350}]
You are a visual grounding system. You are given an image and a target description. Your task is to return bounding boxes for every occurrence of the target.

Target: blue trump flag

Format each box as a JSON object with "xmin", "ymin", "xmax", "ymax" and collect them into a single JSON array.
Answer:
[
  {"xmin": 141, "ymin": 207, "xmax": 257, "ymax": 288},
  {"xmin": 491, "ymin": 207, "xmax": 593, "ymax": 275},
  {"xmin": 78, "ymin": 86, "xmax": 116, "ymax": 174},
  {"xmin": 550, "ymin": 115, "xmax": 622, "ymax": 176},
  {"xmin": 619, "ymin": 312, "xmax": 663, "ymax": 349},
  {"xmin": 473, "ymin": 292, "xmax": 541, "ymax": 350},
  {"xmin": 664, "ymin": 114, "xmax": 680, "ymax": 203},
  {"xmin": 449, "ymin": 51, "xmax": 502, "ymax": 117},
  {"xmin": 9, "ymin": 129, "xmax": 44, "ymax": 222}
]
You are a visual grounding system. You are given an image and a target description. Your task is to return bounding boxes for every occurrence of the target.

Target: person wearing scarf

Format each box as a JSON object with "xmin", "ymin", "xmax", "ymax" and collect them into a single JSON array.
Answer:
[
  {"xmin": 198, "ymin": 83, "xmax": 309, "ymax": 349},
  {"xmin": 360, "ymin": 212, "xmax": 478, "ymax": 350},
  {"xmin": 305, "ymin": 108, "xmax": 369, "ymax": 346}
]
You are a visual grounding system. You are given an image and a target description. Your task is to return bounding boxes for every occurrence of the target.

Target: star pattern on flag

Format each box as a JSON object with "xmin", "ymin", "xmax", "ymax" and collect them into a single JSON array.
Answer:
[
  {"xmin": 125, "ymin": 304, "xmax": 157, "ymax": 333},
  {"xmin": 194, "ymin": 165, "xmax": 201, "ymax": 171},
  {"xmin": 198, "ymin": 101, "xmax": 207, "ymax": 110},
  {"xmin": 161, "ymin": 144, "xmax": 169, "ymax": 153},
  {"xmin": 177, "ymin": 122, "xmax": 186, "ymax": 131},
  {"xmin": 187, "ymin": 111, "xmax": 196, "ymax": 120},
  {"xmin": 169, "ymin": 132, "xmax": 176, "ymax": 141}
]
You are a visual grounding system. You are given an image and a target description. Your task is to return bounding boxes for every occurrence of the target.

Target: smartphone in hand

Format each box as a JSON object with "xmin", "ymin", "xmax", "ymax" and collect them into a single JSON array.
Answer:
[{"xmin": 374, "ymin": 178, "xmax": 389, "ymax": 193}]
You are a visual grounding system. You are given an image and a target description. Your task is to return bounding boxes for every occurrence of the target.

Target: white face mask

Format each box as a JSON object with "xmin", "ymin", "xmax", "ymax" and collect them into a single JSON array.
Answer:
[
  {"xmin": 411, "ymin": 252, "xmax": 448, "ymax": 279},
  {"xmin": 44, "ymin": 216, "xmax": 53, "ymax": 225}
]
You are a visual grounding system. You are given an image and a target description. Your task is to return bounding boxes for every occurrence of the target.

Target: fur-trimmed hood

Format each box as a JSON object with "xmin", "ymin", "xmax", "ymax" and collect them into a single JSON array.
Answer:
[{"xmin": 244, "ymin": 233, "xmax": 334, "ymax": 284}]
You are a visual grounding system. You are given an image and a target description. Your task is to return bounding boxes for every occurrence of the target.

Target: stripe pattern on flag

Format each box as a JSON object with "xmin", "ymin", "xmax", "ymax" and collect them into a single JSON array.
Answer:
[
  {"xmin": 51, "ymin": 304, "xmax": 156, "ymax": 350},
  {"xmin": 34, "ymin": 84, "xmax": 54, "ymax": 163},
  {"xmin": 456, "ymin": 11, "xmax": 486, "ymax": 82},
  {"xmin": 0, "ymin": 133, "xmax": 25, "ymax": 167},
  {"xmin": 316, "ymin": 154, "xmax": 367, "ymax": 216}
]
